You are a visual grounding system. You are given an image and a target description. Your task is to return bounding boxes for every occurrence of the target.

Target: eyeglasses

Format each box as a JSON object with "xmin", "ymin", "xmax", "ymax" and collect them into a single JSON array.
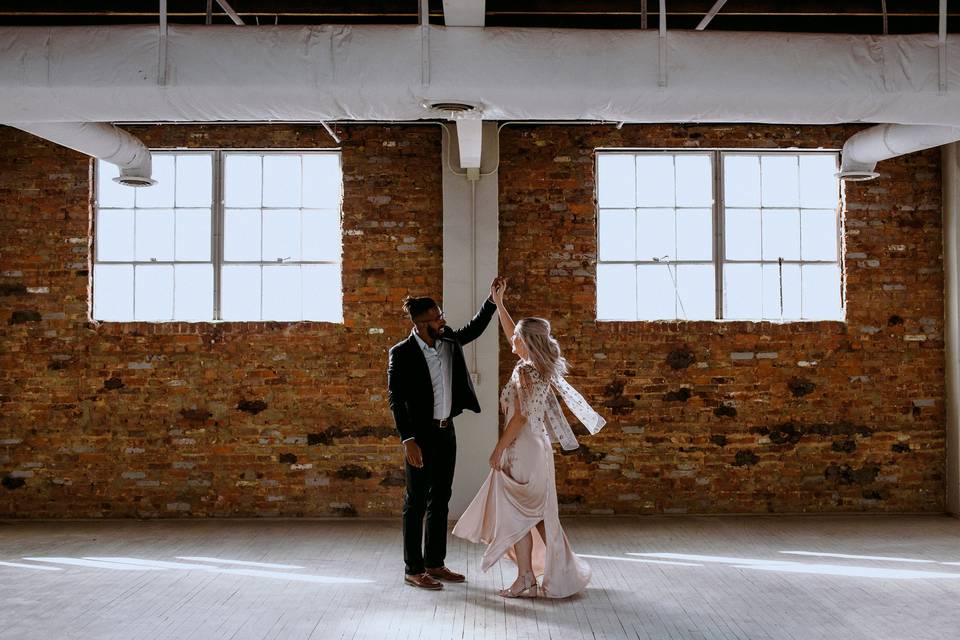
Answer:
[{"xmin": 416, "ymin": 310, "xmax": 445, "ymax": 324}]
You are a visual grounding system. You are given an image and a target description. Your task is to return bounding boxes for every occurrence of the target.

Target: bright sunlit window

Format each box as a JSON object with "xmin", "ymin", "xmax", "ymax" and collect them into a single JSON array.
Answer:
[
  {"xmin": 93, "ymin": 151, "xmax": 343, "ymax": 323},
  {"xmin": 596, "ymin": 150, "xmax": 842, "ymax": 322}
]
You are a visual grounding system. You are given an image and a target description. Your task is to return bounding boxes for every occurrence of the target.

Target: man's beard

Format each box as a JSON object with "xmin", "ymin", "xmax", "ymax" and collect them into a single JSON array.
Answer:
[{"xmin": 429, "ymin": 325, "xmax": 445, "ymax": 340}]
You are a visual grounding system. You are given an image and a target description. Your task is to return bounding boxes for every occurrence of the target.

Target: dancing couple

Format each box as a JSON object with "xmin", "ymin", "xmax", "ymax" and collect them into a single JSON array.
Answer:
[{"xmin": 387, "ymin": 277, "xmax": 606, "ymax": 598}]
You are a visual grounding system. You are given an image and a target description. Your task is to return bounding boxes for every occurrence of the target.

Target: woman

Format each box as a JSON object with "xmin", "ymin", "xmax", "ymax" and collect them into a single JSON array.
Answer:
[{"xmin": 452, "ymin": 279, "xmax": 606, "ymax": 598}]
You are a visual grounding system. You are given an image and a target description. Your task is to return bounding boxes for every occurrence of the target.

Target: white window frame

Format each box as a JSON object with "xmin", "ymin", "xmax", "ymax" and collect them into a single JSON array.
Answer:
[
  {"xmin": 595, "ymin": 148, "xmax": 844, "ymax": 322},
  {"xmin": 93, "ymin": 148, "xmax": 343, "ymax": 323}
]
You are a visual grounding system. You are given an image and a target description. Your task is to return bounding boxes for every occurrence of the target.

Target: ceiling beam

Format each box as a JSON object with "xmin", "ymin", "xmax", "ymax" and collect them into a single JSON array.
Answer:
[{"xmin": 443, "ymin": 0, "xmax": 486, "ymax": 27}]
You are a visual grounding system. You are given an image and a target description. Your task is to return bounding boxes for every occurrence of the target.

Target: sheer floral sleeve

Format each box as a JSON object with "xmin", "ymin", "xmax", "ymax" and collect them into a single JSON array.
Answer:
[
  {"xmin": 500, "ymin": 360, "xmax": 607, "ymax": 451},
  {"xmin": 501, "ymin": 362, "xmax": 549, "ymax": 423}
]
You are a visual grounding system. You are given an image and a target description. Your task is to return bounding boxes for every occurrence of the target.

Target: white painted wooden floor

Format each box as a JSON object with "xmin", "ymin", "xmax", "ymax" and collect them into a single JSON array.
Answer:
[{"xmin": 0, "ymin": 515, "xmax": 958, "ymax": 640}]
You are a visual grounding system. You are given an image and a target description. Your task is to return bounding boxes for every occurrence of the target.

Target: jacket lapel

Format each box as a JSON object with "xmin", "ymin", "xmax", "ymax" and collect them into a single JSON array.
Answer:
[{"xmin": 405, "ymin": 334, "xmax": 434, "ymax": 400}]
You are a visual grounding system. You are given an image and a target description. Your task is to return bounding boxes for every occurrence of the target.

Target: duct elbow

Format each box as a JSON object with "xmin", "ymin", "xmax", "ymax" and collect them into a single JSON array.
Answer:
[
  {"xmin": 115, "ymin": 149, "xmax": 155, "ymax": 187},
  {"xmin": 8, "ymin": 121, "xmax": 155, "ymax": 187},
  {"xmin": 839, "ymin": 123, "xmax": 960, "ymax": 182}
]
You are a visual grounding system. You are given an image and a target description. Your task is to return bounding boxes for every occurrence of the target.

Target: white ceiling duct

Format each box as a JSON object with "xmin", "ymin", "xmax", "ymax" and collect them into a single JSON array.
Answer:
[
  {"xmin": 10, "ymin": 122, "xmax": 154, "ymax": 186},
  {"xmin": 0, "ymin": 25, "xmax": 958, "ymax": 125},
  {"xmin": 840, "ymin": 124, "xmax": 960, "ymax": 181}
]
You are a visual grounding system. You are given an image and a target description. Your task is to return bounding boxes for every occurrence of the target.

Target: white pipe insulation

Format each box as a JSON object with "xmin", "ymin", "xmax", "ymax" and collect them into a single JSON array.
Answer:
[
  {"xmin": 0, "ymin": 26, "xmax": 958, "ymax": 125},
  {"xmin": 11, "ymin": 122, "xmax": 154, "ymax": 186},
  {"xmin": 3, "ymin": 25, "xmax": 960, "ymax": 185},
  {"xmin": 840, "ymin": 124, "xmax": 960, "ymax": 181}
]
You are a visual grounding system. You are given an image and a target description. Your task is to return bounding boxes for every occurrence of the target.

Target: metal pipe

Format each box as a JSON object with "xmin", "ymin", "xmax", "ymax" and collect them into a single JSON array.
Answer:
[
  {"xmin": 215, "ymin": 0, "xmax": 244, "ymax": 26},
  {"xmin": 940, "ymin": 0, "xmax": 948, "ymax": 93},
  {"xmin": 320, "ymin": 121, "xmax": 342, "ymax": 145},
  {"xmin": 420, "ymin": 0, "xmax": 430, "ymax": 86},
  {"xmin": 658, "ymin": 0, "xmax": 667, "ymax": 87},
  {"xmin": 158, "ymin": 0, "xmax": 167, "ymax": 85},
  {"xmin": 696, "ymin": 0, "xmax": 728, "ymax": 31}
]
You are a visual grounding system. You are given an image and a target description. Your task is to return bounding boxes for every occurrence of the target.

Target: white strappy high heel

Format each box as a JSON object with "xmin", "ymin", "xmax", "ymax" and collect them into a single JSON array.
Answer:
[{"xmin": 499, "ymin": 571, "xmax": 539, "ymax": 598}]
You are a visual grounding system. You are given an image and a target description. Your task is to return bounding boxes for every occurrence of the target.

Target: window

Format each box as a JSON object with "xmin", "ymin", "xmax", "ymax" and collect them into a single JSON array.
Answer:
[
  {"xmin": 596, "ymin": 150, "xmax": 842, "ymax": 322},
  {"xmin": 93, "ymin": 151, "xmax": 343, "ymax": 323}
]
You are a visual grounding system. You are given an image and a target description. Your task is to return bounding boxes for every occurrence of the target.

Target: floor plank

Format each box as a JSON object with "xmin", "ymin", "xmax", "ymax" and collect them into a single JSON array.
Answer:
[{"xmin": 0, "ymin": 515, "xmax": 958, "ymax": 639}]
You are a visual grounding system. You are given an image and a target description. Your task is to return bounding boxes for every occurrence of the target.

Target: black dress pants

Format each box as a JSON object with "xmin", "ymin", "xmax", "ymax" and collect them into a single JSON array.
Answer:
[{"xmin": 403, "ymin": 421, "xmax": 456, "ymax": 575}]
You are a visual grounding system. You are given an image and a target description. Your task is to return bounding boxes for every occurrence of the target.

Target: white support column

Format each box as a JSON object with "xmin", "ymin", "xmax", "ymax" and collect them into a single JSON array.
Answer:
[
  {"xmin": 944, "ymin": 141, "xmax": 960, "ymax": 515},
  {"xmin": 442, "ymin": 122, "xmax": 499, "ymax": 518}
]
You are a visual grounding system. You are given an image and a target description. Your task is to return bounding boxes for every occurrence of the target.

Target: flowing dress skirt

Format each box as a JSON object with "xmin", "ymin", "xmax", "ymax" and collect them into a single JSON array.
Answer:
[{"xmin": 452, "ymin": 418, "xmax": 591, "ymax": 598}]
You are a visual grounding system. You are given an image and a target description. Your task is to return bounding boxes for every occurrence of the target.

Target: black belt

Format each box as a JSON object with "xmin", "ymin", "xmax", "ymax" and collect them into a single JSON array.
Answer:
[{"xmin": 432, "ymin": 418, "xmax": 451, "ymax": 428}]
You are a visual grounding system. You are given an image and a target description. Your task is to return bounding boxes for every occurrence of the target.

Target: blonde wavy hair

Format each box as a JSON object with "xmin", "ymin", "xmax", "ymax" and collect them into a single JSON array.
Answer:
[{"xmin": 514, "ymin": 317, "xmax": 569, "ymax": 380}]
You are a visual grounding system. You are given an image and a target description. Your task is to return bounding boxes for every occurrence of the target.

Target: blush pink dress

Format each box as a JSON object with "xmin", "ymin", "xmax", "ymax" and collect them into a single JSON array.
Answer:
[{"xmin": 452, "ymin": 361, "xmax": 592, "ymax": 598}]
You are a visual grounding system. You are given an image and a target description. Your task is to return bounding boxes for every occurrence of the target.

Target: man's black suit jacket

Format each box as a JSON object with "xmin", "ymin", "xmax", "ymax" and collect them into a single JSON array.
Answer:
[{"xmin": 388, "ymin": 299, "xmax": 497, "ymax": 443}]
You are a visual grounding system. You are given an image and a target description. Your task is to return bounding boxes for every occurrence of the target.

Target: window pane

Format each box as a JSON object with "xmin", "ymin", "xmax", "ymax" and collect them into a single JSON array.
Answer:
[
  {"xmin": 303, "ymin": 210, "xmax": 342, "ymax": 262},
  {"xmin": 724, "ymin": 155, "xmax": 761, "ymax": 208},
  {"xmin": 224, "ymin": 155, "xmax": 262, "ymax": 207},
  {"xmin": 802, "ymin": 264, "xmax": 843, "ymax": 320},
  {"xmin": 97, "ymin": 209, "xmax": 135, "ymax": 262},
  {"xmin": 93, "ymin": 264, "xmax": 133, "ymax": 321},
  {"xmin": 135, "ymin": 209, "xmax": 175, "ymax": 261},
  {"xmin": 263, "ymin": 155, "xmax": 302, "ymax": 208},
  {"xmin": 175, "ymin": 155, "xmax": 212, "ymax": 207},
  {"xmin": 173, "ymin": 264, "xmax": 213, "ymax": 321},
  {"xmin": 598, "ymin": 209, "xmax": 636, "ymax": 261},
  {"xmin": 221, "ymin": 265, "xmax": 261, "ymax": 320},
  {"xmin": 723, "ymin": 263, "xmax": 762, "ymax": 319},
  {"xmin": 303, "ymin": 264, "xmax": 343, "ymax": 322},
  {"xmin": 675, "ymin": 155, "xmax": 712, "ymax": 207},
  {"xmin": 597, "ymin": 264, "xmax": 636, "ymax": 320},
  {"xmin": 135, "ymin": 155, "xmax": 175, "ymax": 208},
  {"xmin": 637, "ymin": 264, "xmax": 676, "ymax": 320},
  {"xmin": 262, "ymin": 209, "xmax": 301, "ymax": 262},
  {"xmin": 636, "ymin": 155, "xmax": 675, "ymax": 207},
  {"xmin": 97, "ymin": 161, "xmax": 134, "ymax": 208},
  {"xmin": 676, "ymin": 264, "xmax": 715, "ymax": 320},
  {"xmin": 799, "ymin": 154, "xmax": 839, "ymax": 209},
  {"xmin": 303, "ymin": 155, "xmax": 342, "ymax": 209},
  {"xmin": 175, "ymin": 209, "xmax": 211, "ymax": 261},
  {"xmin": 262, "ymin": 265, "xmax": 301, "ymax": 321},
  {"xmin": 762, "ymin": 263, "xmax": 801, "ymax": 320},
  {"xmin": 224, "ymin": 209, "xmax": 261, "ymax": 261},
  {"xmin": 724, "ymin": 208, "xmax": 761, "ymax": 260},
  {"xmin": 134, "ymin": 265, "xmax": 174, "ymax": 321},
  {"xmin": 761, "ymin": 209, "xmax": 800, "ymax": 261},
  {"xmin": 761, "ymin": 155, "xmax": 799, "ymax": 207},
  {"xmin": 676, "ymin": 208, "xmax": 712, "ymax": 260},
  {"xmin": 800, "ymin": 209, "xmax": 837, "ymax": 261},
  {"xmin": 636, "ymin": 209, "xmax": 675, "ymax": 261},
  {"xmin": 596, "ymin": 154, "xmax": 636, "ymax": 208}
]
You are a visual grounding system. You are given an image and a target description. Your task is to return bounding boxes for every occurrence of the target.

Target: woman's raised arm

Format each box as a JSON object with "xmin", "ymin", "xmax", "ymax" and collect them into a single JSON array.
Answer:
[{"xmin": 491, "ymin": 278, "xmax": 515, "ymax": 343}]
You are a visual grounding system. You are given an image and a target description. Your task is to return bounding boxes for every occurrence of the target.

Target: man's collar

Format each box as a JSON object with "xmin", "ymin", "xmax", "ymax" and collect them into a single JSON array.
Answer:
[
  {"xmin": 411, "ymin": 329, "xmax": 451, "ymax": 351},
  {"xmin": 411, "ymin": 329, "xmax": 431, "ymax": 351}
]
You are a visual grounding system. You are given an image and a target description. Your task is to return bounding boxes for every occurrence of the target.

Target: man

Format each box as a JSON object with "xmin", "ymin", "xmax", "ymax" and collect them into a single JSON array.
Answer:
[{"xmin": 387, "ymin": 280, "xmax": 500, "ymax": 590}]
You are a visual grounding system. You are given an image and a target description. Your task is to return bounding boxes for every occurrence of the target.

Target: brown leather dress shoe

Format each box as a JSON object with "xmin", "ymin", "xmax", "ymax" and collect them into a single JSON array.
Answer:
[
  {"xmin": 426, "ymin": 566, "xmax": 466, "ymax": 582},
  {"xmin": 404, "ymin": 572, "xmax": 443, "ymax": 590}
]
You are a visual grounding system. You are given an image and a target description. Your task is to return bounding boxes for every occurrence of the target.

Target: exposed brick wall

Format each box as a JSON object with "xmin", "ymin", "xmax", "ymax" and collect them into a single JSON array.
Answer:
[
  {"xmin": 0, "ymin": 122, "xmax": 946, "ymax": 517},
  {"xmin": 498, "ymin": 124, "xmax": 944, "ymax": 514},
  {"xmin": 0, "ymin": 124, "xmax": 440, "ymax": 517}
]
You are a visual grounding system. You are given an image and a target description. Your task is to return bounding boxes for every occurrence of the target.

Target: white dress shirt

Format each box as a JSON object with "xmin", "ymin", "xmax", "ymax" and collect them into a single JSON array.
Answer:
[{"xmin": 403, "ymin": 330, "xmax": 453, "ymax": 443}]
